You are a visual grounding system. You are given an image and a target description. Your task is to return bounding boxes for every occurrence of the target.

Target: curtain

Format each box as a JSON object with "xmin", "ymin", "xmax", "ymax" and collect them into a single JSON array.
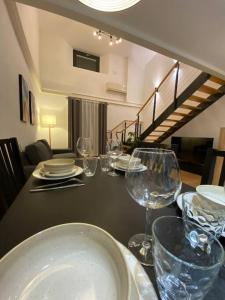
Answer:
[
  {"xmin": 68, "ymin": 97, "xmax": 107, "ymax": 156},
  {"xmin": 99, "ymin": 103, "xmax": 107, "ymax": 154}
]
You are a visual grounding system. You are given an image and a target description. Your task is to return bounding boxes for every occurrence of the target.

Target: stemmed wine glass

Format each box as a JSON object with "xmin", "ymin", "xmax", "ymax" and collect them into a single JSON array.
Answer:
[
  {"xmin": 107, "ymin": 139, "xmax": 123, "ymax": 177},
  {"xmin": 125, "ymin": 148, "xmax": 181, "ymax": 266},
  {"xmin": 76, "ymin": 137, "xmax": 92, "ymax": 158}
]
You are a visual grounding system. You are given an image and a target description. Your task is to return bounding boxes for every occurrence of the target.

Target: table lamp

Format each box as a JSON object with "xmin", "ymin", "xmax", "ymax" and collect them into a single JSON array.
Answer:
[{"xmin": 41, "ymin": 114, "xmax": 56, "ymax": 147}]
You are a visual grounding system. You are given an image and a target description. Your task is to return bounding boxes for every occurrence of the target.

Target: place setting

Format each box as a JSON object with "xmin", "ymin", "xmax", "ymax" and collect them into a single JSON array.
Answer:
[{"xmin": 31, "ymin": 158, "xmax": 85, "ymax": 192}]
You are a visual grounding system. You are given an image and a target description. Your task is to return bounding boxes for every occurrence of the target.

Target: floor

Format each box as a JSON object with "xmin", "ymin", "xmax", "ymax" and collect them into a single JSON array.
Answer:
[{"xmin": 180, "ymin": 170, "xmax": 201, "ymax": 188}]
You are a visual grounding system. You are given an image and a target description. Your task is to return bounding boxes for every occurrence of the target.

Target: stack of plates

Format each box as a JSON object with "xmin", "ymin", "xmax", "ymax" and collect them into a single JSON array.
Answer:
[
  {"xmin": 32, "ymin": 159, "xmax": 83, "ymax": 180},
  {"xmin": 114, "ymin": 155, "xmax": 146, "ymax": 172},
  {"xmin": 0, "ymin": 224, "xmax": 158, "ymax": 300}
]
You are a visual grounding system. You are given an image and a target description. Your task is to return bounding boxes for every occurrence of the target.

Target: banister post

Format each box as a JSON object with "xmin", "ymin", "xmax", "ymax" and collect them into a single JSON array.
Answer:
[
  {"xmin": 173, "ymin": 62, "xmax": 180, "ymax": 109},
  {"xmin": 152, "ymin": 89, "xmax": 158, "ymax": 127}
]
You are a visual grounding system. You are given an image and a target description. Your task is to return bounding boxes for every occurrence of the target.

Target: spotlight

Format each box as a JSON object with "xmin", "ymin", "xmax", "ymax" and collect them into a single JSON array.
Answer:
[{"xmin": 93, "ymin": 31, "xmax": 97, "ymax": 36}]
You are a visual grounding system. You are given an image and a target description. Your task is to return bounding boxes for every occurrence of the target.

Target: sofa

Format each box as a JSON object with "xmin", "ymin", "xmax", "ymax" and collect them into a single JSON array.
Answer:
[{"xmin": 22, "ymin": 140, "xmax": 75, "ymax": 178}]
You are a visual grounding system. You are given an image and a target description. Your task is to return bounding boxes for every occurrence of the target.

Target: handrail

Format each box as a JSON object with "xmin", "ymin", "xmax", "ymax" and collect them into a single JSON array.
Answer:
[
  {"xmin": 137, "ymin": 61, "xmax": 179, "ymax": 115},
  {"xmin": 111, "ymin": 120, "xmax": 134, "ymax": 132},
  {"xmin": 116, "ymin": 119, "xmax": 138, "ymax": 134}
]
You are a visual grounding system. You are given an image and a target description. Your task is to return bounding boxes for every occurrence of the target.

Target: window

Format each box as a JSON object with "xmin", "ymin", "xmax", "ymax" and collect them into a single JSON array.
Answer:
[{"xmin": 73, "ymin": 50, "xmax": 100, "ymax": 72}]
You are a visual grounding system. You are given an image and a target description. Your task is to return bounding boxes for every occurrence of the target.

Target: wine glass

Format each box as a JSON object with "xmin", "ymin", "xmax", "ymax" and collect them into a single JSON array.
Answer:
[
  {"xmin": 107, "ymin": 139, "xmax": 123, "ymax": 177},
  {"xmin": 76, "ymin": 137, "xmax": 92, "ymax": 158},
  {"xmin": 125, "ymin": 148, "xmax": 182, "ymax": 266}
]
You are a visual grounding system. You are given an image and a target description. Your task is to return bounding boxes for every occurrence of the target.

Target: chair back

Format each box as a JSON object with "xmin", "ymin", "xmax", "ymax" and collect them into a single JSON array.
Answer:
[
  {"xmin": 201, "ymin": 148, "xmax": 225, "ymax": 186},
  {"xmin": 0, "ymin": 137, "xmax": 26, "ymax": 210}
]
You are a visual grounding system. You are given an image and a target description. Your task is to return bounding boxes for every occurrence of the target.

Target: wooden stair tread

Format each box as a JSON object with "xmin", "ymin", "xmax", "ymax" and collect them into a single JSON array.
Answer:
[
  {"xmin": 198, "ymin": 85, "xmax": 219, "ymax": 95},
  {"xmin": 189, "ymin": 95, "xmax": 211, "ymax": 103},
  {"xmin": 180, "ymin": 104, "xmax": 201, "ymax": 110},
  {"xmin": 209, "ymin": 76, "xmax": 225, "ymax": 86},
  {"xmin": 172, "ymin": 112, "xmax": 189, "ymax": 117}
]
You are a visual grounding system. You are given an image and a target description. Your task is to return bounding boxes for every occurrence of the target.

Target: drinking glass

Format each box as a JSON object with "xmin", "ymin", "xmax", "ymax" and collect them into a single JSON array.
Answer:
[
  {"xmin": 125, "ymin": 148, "xmax": 181, "ymax": 266},
  {"xmin": 153, "ymin": 216, "xmax": 224, "ymax": 300},
  {"xmin": 182, "ymin": 192, "xmax": 225, "ymax": 239},
  {"xmin": 76, "ymin": 137, "xmax": 92, "ymax": 157},
  {"xmin": 107, "ymin": 139, "xmax": 123, "ymax": 177},
  {"xmin": 83, "ymin": 157, "xmax": 98, "ymax": 177},
  {"xmin": 99, "ymin": 155, "xmax": 110, "ymax": 172}
]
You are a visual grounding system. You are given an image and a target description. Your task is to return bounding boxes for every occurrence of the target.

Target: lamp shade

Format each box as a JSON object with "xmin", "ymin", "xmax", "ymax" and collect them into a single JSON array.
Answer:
[
  {"xmin": 41, "ymin": 115, "xmax": 56, "ymax": 127},
  {"xmin": 78, "ymin": 0, "xmax": 142, "ymax": 12}
]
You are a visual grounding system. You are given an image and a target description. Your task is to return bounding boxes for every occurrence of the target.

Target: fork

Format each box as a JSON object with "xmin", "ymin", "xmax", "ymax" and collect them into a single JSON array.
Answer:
[{"xmin": 32, "ymin": 177, "xmax": 84, "ymax": 190}]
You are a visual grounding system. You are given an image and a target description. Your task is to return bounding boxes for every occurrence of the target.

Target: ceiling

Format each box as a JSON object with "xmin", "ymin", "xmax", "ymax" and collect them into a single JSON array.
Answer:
[
  {"xmin": 16, "ymin": 0, "xmax": 225, "ymax": 78},
  {"xmin": 38, "ymin": 8, "xmax": 156, "ymax": 62}
]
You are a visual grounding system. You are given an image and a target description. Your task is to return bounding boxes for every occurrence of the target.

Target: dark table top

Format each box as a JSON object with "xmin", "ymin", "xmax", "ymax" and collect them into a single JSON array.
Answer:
[{"xmin": 0, "ymin": 166, "xmax": 224, "ymax": 299}]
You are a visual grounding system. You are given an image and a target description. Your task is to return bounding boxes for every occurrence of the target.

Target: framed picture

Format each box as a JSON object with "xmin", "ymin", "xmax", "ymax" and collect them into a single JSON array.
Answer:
[
  {"xmin": 19, "ymin": 74, "xmax": 29, "ymax": 122},
  {"xmin": 29, "ymin": 91, "xmax": 37, "ymax": 125}
]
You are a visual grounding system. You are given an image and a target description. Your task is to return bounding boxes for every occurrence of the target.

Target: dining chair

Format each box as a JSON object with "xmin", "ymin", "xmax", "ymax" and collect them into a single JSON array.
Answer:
[
  {"xmin": 201, "ymin": 148, "xmax": 225, "ymax": 186},
  {"xmin": 0, "ymin": 137, "xmax": 26, "ymax": 211}
]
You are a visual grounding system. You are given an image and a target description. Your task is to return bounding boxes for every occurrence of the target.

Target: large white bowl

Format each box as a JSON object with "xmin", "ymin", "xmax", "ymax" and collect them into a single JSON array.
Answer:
[
  {"xmin": 196, "ymin": 185, "xmax": 225, "ymax": 206},
  {"xmin": 117, "ymin": 156, "xmax": 141, "ymax": 169},
  {"xmin": 43, "ymin": 158, "xmax": 75, "ymax": 173},
  {"xmin": 0, "ymin": 223, "xmax": 131, "ymax": 300}
]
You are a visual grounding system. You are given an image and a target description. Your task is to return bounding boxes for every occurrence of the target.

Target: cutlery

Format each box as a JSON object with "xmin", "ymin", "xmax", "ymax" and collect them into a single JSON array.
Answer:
[
  {"xmin": 30, "ymin": 183, "xmax": 85, "ymax": 193},
  {"xmin": 32, "ymin": 177, "xmax": 84, "ymax": 190}
]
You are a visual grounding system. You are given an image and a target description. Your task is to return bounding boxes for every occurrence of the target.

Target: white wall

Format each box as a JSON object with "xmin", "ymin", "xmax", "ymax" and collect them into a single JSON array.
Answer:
[
  {"xmin": 0, "ymin": 0, "xmax": 38, "ymax": 149},
  {"xmin": 17, "ymin": 3, "xmax": 40, "ymax": 76},
  {"xmin": 40, "ymin": 32, "xmax": 128, "ymax": 102},
  {"xmin": 37, "ymin": 93, "xmax": 68, "ymax": 149}
]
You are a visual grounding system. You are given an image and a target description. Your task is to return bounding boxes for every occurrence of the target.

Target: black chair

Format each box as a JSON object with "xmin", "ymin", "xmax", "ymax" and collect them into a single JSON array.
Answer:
[
  {"xmin": 201, "ymin": 148, "xmax": 225, "ymax": 186},
  {"xmin": 0, "ymin": 138, "xmax": 26, "ymax": 215}
]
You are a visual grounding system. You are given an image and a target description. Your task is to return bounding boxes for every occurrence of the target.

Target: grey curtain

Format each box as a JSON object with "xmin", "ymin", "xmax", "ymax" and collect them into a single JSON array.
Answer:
[
  {"xmin": 68, "ymin": 97, "xmax": 107, "ymax": 155},
  {"xmin": 99, "ymin": 103, "xmax": 107, "ymax": 154},
  {"xmin": 68, "ymin": 97, "xmax": 82, "ymax": 155}
]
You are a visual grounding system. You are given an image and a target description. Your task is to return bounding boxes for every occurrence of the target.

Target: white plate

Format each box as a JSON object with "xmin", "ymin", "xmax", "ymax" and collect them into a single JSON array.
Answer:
[
  {"xmin": 118, "ymin": 243, "xmax": 158, "ymax": 300},
  {"xmin": 176, "ymin": 193, "xmax": 184, "ymax": 211},
  {"xmin": 112, "ymin": 163, "xmax": 147, "ymax": 172},
  {"xmin": 176, "ymin": 193, "xmax": 225, "ymax": 238},
  {"xmin": 33, "ymin": 166, "xmax": 83, "ymax": 180},
  {"xmin": 196, "ymin": 185, "xmax": 225, "ymax": 206},
  {"xmin": 0, "ymin": 223, "xmax": 130, "ymax": 300}
]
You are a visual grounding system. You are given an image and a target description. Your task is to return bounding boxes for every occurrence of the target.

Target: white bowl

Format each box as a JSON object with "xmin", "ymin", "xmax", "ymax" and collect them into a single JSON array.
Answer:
[
  {"xmin": 0, "ymin": 223, "xmax": 131, "ymax": 300},
  {"xmin": 196, "ymin": 185, "xmax": 225, "ymax": 206},
  {"xmin": 43, "ymin": 159, "xmax": 75, "ymax": 173},
  {"xmin": 118, "ymin": 156, "xmax": 141, "ymax": 168}
]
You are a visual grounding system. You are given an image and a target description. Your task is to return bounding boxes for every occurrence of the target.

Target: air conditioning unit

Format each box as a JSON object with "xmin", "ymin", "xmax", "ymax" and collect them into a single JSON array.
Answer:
[{"xmin": 106, "ymin": 82, "xmax": 127, "ymax": 94}]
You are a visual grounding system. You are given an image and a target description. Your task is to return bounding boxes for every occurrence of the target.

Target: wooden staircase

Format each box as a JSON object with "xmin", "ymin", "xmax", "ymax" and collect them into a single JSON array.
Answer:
[{"xmin": 140, "ymin": 72, "xmax": 225, "ymax": 143}]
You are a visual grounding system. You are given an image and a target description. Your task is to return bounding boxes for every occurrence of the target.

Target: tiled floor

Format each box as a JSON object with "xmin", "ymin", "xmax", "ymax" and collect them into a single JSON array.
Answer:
[{"xmin": 180, "ymin": 170, "xmax": 201, "ymax": 188}]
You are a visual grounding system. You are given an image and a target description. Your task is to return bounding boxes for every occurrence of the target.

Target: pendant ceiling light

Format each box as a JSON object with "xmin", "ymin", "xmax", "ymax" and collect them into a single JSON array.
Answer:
[{"xmin": 78, "ymin": 0, "xmax": 142, "ymax": 12}]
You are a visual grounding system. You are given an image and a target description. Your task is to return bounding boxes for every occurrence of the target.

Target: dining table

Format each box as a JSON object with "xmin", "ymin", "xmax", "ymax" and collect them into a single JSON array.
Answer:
[{"xmin": 0, "ymin": 164, "xmax": 225, "ymax": 299}]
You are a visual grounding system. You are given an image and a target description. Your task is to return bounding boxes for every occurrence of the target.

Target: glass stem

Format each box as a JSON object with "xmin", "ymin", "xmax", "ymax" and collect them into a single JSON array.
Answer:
[{"xmin": 144, "ymin": 207, "xmax": 152, "ymax": 246}]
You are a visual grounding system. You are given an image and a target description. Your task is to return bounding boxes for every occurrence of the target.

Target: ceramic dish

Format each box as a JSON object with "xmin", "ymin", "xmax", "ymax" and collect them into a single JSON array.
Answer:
[
  {"xmin": 118, "ymin": 243, "xmax": 158, "ymax": 300},
  {"xmin": 43, "ymin": 158, "xmax": 75, "ymax": 173},
  {"xmin": 113, "ymin": 162, "xmax": 147, "ymax": 172},
  {"xmin": 0, "ymin": 223, "xmax": 130, "ymax": 300},
  {"xmin": 196, "ymin": 185, "xmax": 225, "ymax": 206},
  {"xmin": 32, "ymin": 166, "xmax": 83, "ymax": 180}
]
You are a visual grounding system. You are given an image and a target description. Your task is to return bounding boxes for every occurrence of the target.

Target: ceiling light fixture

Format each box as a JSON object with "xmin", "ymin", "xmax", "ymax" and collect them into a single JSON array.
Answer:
[
  {"xmin": 78, "ymin": 0, "xmax": 142, "ymax": 12},
  {"xmin": 93, "ymin": 30, "xmax": 122, "ymax": 46}
]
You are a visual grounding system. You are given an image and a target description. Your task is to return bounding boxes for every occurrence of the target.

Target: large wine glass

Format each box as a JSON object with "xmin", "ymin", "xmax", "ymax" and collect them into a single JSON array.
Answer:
[
  {"xmin": 76, "ymin": 137, "xmax": 92, "ymax": 158},
  {"xmin": 125, "ymin": 148, "xmax": 181, "ymax": 266},
  {"xmin": 107, "ymin": 139, "xmax": 123, "ymax": 177}
]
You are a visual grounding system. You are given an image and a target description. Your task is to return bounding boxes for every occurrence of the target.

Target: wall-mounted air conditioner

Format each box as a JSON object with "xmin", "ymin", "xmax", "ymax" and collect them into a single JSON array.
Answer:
[{"xmin": 106, "ymin": 82, "xmax": 127, "ymax": 94}]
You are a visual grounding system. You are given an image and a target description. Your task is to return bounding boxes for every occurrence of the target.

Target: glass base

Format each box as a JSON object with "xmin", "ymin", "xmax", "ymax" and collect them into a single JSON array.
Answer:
[
  {"xmin": 128, "ymin": 233, "xmax": 153, "ymax": 266},
  {"xmin": 108, "ymin": 171, "xmax": 119, "ymax": 177}
]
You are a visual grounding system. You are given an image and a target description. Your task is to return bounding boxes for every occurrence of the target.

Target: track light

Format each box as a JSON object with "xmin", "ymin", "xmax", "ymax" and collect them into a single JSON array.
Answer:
[{"xmin": 93, "ymin": 29, "xmax": 122, "ymax": 46}]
